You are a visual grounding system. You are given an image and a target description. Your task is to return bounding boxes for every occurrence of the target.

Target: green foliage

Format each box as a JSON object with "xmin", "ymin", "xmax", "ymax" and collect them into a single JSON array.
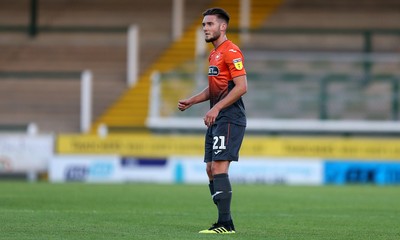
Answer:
[{"xmin": 0, "ymin": 182, "xmax": 399, "ymax": 240}]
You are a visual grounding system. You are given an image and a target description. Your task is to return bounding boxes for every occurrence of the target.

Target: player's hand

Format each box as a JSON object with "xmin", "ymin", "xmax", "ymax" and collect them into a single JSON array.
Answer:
[
  {"xmin": 178, "ymin": 99, "xmax": 192, "ymax": 111},
  {"xmin": 204, "ymin": 107, "xmax": 219, "ymax": 127}
]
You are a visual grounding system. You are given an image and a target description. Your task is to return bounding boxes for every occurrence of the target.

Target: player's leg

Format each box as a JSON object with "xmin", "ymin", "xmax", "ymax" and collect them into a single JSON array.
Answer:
[
  {"xmin": 201, "ymin": 125, "xmax": 234, "ymax": 234},
  {"xmin": 211, "ymin": 160, "xmax": 233, "ymax": 225},
  {"xmin": 200, "ymin": 167, "xmax": 235, "ymax": 234},
  {"xmin": 199, "ymin": 122, "xmax": 245, "ymax": 234},
  {"xmin": 211, "ymin": 122, "xmax": 244, "ymax": 228}
]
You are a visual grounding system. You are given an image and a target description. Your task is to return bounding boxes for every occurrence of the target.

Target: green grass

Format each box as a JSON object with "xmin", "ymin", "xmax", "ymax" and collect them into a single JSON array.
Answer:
[{"xmin": 0, "ymin": 182, "xmax": 399, "ymax": 240}]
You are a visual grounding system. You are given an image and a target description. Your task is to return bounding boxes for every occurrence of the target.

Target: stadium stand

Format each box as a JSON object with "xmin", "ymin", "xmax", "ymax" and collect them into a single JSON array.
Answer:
[
  {"xmin": 0, "ymin": 0, "xmax": 212, "ymax": 133},
  {"xmin": 0, "ymin": 0, "xmax": 399, "ymax": 133},
  {"xmin": 253, "ymin": 0, "xmax": 400, "ymax": 52}
]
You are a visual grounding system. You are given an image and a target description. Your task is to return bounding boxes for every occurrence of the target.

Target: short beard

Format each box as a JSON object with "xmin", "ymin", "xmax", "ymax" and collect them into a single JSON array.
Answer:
[{"xmin": 205, "ymin": 32, "xmax": 220, "ymax": 43}]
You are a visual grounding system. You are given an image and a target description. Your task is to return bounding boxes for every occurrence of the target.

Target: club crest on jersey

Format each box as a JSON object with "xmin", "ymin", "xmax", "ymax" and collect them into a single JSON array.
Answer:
[
  {"xmin": 233, "ymin": 58, "xmax": 243, "ymax": 70},
  {"xmin": 208, "ymin": 66, "xmax": 219, "ymax": 76}
]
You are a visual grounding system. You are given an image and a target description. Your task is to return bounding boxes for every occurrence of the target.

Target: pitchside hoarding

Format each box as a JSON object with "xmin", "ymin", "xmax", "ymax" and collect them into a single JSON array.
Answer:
[
  {"xmin": 57, "ymin": 134, "xmax": 400, "ymax": 160},
  {"xmin": 324, "ymin": 161, "xmax": 400, "ymax": 185},
  {"xmin": 49, "ymin": 155, "xmax": 121, "ymax": 183},
  {"xmin": 49, "ymin": 156, "xmax": 177, "ymax": 183},
  {"xmin": 49, "ymin": 155, "xmax": 324, "ymax": 185},
  {"xmin": 172, "ymin": 157, "xmax": 323, "ymax": 185},
  {"xmin": 0, "ymin": 134, "xmax": 53, "ymax": 173},
  {"xmin": 49, "ymin": 155, "xmax": 400, "ymax": 185}
]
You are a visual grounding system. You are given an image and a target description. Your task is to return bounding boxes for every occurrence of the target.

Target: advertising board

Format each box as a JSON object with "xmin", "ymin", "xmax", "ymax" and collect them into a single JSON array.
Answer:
[
  {"xmin": 50, "ymin": 155, "xmax": 323, "ymax": 185},
  {"xmin": 0, "ymin": 134, "xmax": 53, "ymax": 173},
  {"xmin": 49, "ymin": 155, "xmax": 121, "ymax": 183},
  {"xmin": 57, "ymin": 134, "xmax": 400, "ymax": 160},
  {"xmin": 324, "ymin": 161, "xmax": 400, "ymax": 185},
  {"xmin": 170, "ymin": 156, "xmax": 324, "ymax": 185}
]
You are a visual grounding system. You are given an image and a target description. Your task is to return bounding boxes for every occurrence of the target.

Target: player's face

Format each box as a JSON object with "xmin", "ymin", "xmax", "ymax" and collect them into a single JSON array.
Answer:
[{"xmin": 202, "ymin": 15, "xmax": 222, "ymax": 43}]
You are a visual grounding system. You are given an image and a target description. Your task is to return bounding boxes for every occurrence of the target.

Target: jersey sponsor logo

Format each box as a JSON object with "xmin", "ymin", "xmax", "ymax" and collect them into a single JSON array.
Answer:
[
  {"xmin": 208, "ymin": 66, "xmax": 219, "ymax": 76},
  {"xmin": 233, "ymin": 58, "xmax": 243, "ymax": 70}
]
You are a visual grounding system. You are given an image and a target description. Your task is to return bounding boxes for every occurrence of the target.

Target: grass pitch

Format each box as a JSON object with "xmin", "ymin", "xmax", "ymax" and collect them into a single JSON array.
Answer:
[{"xmin": 0, "ymin": 182, "xmax": 399, "ymax": 240}]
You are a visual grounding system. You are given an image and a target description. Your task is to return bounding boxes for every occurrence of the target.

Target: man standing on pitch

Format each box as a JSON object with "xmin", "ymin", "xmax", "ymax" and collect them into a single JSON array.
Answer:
[{"xmin": 178, "ymin": 7, "xmax": 247, "ymax": 234}]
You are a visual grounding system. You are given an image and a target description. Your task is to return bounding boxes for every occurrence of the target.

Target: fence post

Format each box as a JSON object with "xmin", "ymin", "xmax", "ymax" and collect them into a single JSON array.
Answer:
[
  {"xmin": 29, "ymin": 0, "xmax": 38, "ymax": 37},
  {"xmin": 391, "ymin": 77, "xmax": 399, "ymax": 120},
  {"xmin": 172, "ymin": 0, "xmax": 184, "ymax": 41},
  {"xmin": 319, "ymin": 77, "xmax": 328, "ymax": 120},
  {"xmin": 195, "ymin": 27, "xmax": 206, "ymax": 89},
  {"xmin": 195, "ymin": 27, "xmax": 206, "ymax": 57},
  {"xmin": 362, "ymin": 31, "xmax": 373, "ymax": 82},
  {"xmin": 240, "ymin": 0, "xmax": 251, "ymax": 44},
  {"xmin": 80, "ymin": 70, "xmax": 92, "ymax": 133},
  {"xmin": 149, "ymin": 71, "xmax": 161, "ymax": 118},
  {"xmin": 127, "ymin": 25, "xmax": 139, "ymax": 87}
]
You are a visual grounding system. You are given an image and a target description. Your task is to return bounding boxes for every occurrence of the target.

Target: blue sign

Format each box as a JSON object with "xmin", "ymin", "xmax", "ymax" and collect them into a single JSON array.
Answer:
[
  {"xmin": 65, "ymin": 161, "xmax": 114, "ymax": 182},
  {"xmin": 324, "ymin": 161, "xmax": 400, "ymax": 185}
]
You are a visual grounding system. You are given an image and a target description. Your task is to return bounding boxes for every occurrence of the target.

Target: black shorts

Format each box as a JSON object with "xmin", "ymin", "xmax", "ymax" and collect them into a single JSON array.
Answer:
[{"xmin": 204, "ymin": 122, "xmax": 246, "ymax": 163}]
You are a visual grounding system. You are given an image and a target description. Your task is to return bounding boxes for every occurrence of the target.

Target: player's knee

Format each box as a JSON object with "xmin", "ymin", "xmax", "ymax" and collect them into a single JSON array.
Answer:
[{"xmin": 211, "ymin": 161, "xmax": 229, "ymax": 175}]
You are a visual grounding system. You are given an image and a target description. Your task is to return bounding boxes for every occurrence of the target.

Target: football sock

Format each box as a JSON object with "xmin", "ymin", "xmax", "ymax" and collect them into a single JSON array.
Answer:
[
  {"xmin": 213, "ymin": 173, "xmax": 232, "ymax": 223},
  {"xmin": 208, "ymin": 181, "xmax": 218, "ymax": 205}
]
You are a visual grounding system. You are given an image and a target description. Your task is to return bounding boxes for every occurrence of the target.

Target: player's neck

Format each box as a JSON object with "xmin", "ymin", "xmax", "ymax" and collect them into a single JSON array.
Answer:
[{"xmin": 212, "ymin": 35, "xmax": 228, "ymax": 49}]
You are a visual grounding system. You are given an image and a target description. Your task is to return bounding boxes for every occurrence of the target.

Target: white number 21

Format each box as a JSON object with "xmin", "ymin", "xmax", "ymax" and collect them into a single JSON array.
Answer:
[{"xmin": 213, "ymin": 136, "xmax": 226, "ymax": 150}]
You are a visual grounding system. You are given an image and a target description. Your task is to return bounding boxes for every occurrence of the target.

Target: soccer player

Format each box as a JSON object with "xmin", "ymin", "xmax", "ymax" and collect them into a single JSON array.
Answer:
[{"xmin": 178, "ymin": 7, "xmax": 247, "ymax": 234}]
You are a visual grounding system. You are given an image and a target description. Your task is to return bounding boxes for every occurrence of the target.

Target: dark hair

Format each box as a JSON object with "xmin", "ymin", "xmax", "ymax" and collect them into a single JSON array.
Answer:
[{"xmin": 202, "ymin": 7, "xmax": 230, "ymax": 24}]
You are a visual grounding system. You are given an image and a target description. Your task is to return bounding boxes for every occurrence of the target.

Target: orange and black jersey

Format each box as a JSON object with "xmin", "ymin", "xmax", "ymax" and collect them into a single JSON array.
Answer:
[{"xmin": 208, "ymin": 40, "xmax": 247, "ymax": 126}]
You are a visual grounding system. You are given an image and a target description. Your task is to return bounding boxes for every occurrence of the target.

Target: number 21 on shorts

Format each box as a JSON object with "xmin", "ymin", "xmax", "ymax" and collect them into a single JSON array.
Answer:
[{"xmin": 213, "ymin": 136, "xmax": 226, "ymax": 150}]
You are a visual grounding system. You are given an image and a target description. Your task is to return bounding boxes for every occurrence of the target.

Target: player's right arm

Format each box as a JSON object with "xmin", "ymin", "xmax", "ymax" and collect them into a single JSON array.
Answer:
[{"xmin": 178, "ymin": 87, "xmax": 209, "ymax": 111}]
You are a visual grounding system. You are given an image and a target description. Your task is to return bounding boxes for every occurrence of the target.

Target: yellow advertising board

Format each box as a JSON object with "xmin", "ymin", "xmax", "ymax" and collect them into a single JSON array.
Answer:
[{"xmin": 57, "ymin": 134, "xmax": 400, "ymax": 160}]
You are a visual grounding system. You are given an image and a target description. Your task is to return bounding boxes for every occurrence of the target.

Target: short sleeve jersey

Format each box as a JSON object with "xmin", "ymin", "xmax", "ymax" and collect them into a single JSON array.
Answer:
[{"xmin": 208, "ymin": 40, "xmax": 247, "ymax": 126}]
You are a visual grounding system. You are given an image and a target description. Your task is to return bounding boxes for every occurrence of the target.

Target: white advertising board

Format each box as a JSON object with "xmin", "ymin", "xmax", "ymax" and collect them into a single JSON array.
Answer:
[
  {"xmin": 170, "ymin": 156, "xmax": 324, "ymax": 185},
  {"xmin": 50, "ymin": 156, "xmax": 176, "ymax": 183},
  {"xmin": 0, "ymin": 134, "xmax": 53, "ymax": 172}
]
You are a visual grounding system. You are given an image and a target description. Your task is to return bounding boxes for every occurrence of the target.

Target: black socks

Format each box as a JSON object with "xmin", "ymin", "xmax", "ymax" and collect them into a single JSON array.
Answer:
[{"xmin": 212, "ymin": 173, "xmax": 232, "ymax": 223}]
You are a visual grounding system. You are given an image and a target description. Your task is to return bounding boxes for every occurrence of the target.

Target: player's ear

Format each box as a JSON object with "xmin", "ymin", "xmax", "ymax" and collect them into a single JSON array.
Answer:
[{"xmin": 220, "ymin": 22, "xmax": 227, "ymax": 32}]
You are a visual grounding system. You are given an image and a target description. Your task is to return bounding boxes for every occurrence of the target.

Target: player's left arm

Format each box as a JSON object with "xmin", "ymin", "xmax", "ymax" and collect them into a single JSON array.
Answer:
[{"xmin": 203, "ymin": 75, "xmax": 247, "ymax": 127}]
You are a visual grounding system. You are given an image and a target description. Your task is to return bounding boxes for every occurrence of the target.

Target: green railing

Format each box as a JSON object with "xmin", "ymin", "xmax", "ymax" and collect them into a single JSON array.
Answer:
[
  {"xmin": 318, "ymin": 73, "xmax": 399, "ymax": 120},
  {"xmin": 245, "ymin": 71, "xmax": 400, "ymax": 120}
]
